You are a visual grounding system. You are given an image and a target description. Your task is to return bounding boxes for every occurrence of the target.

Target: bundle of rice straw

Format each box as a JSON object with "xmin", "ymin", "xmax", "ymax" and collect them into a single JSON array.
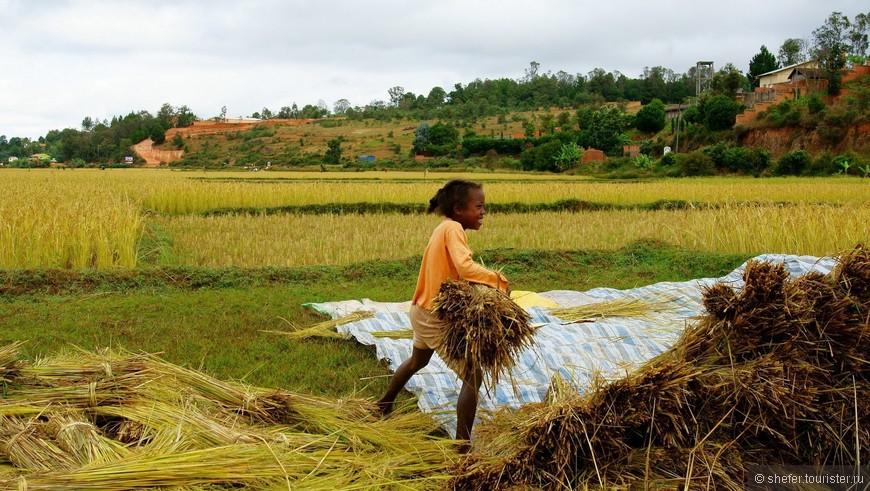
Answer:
[
  {"xmin": 431, "ymin": 279, "xmax": 534, "ymax": 387},
  {"xmin": 550, "ymin": 296, "xmax": 677, "ymax": 322},
  {"xmin": 262, "ymin": 310, "xmax": 374, "ymax": 340},
  {"xmin": 453, "ymin": 244, "xmax": 870, "ymax": 490}
]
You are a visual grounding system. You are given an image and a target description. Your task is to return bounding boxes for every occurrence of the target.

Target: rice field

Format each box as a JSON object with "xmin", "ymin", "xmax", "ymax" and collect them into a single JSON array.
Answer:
[
  {"xmin": 1, "ymin": 168, "xmax": 868, "ymax": 269},
  {"xmin": 154, "ymin": 204, "xmax": 869, "ymax": 267}
]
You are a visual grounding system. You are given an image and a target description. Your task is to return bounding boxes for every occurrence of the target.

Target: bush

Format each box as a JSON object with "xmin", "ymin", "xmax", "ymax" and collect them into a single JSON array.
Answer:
[
  {"xmin": 519, "ymin": 140, "xmax": 564, "ymax": 172},
  {"xmin": 677, "ymin": 151, "xmax": 714, "ymax": 176},
  {"xmin": 657, "ymin": 152, "xmax": 677, "ymax": 168},
  {"xmin": 807, "ymin": 151, "xmax": 837, "ymax": 176},
  {"xmin": 806, "ymin": 93, "xmax": 825, "ymax": 115},
  {"xmin": 774, "ymin": 149, "xmax": 810, "ymax": 176},
  {"xmin": 635, "ymin": 99, "xmax": 666, "ymax": 133},
  {"xmin": 704, "ymin": 95, "xmax": 741, "ymax": 131},
  {"xmin": 704, "ymin": 143, "xmax": 770, "ymax": 175}
]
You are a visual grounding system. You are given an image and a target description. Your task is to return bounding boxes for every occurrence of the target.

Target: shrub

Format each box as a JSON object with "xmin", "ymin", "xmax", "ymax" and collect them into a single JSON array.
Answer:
[
  {"xmin": 774, "ymin": 149, "xmax": 810, "ymax": 176},
  {"xmin": 635, "ymin": 99, "xmax": 666, "ymax": 133},
  {"xmin": 632, "ymin": 154, "xmax": 654, "ymax": 171},
  {"xmin": 704, "ymin": 95, "xmax": 741, "ymax": 131},
  {"xmin": 519, "ymin": 140, "xmax": 564, "ymax": 172},
  {"xmin": 677, "ymin": 150, "xmax": 714, "ymax": 176},
  {"xmin": 657, "ymin": 152, "xmax": 677, "ymax": 168},
  {"xmin": 806, "ymin": 93, "xmax": 825, "ymax": 115},
  {"xmin": 807, "ymin": 151, "xmax": 837, "ymax": 176}
]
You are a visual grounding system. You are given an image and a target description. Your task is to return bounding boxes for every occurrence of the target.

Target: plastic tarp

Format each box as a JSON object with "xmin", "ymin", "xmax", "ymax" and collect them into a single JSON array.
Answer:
[{"xmin": 305, "ymin": 253, "xmax": 836, "ymax": 436}]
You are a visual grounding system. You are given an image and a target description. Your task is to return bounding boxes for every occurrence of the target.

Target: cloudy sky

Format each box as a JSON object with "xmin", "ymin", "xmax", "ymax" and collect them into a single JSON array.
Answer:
[{"xmin": 1, "ymin": 0, "xmax": 865, "ymax": 139}]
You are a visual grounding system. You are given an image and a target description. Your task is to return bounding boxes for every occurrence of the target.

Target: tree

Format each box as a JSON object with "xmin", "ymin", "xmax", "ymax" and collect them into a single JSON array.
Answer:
[
  {"xmin": 538, "ymin": 113, "xmax": 556, "ymax": 135},
  {"xmin": 849, "ymin": 12, "xmax": 869, "ymax": 58},
  {"xmin": 426, "ymin": 87, "xmax": 446, "ymax": 108},
  {"xmin": 524, "ymin": 61, "xmax": 540, "ymax": 82},
  {"xmin": 176, "ymin": 105, "xmax": 196, "ymax": 127},
  {"xmin": 703, "ymin": 94, "xmax": 740, "ymax": 131},
  {"xmin": 157, "ymin": 103, "xmax": 175, "ymax": 128},
  {"xmin": 412, "ymin": 122, "xmax": 430, "ymax": 154},
  {"xmin": 333, "ymin": 98, "xmax": 351, "ymax": 115},
  {"xmin": 219, "ymin": 106, "xmax": 227, "ymax": 121},
  {"xmin": 634, "ymin": 99, "xmax": 666, "ymax": 133},
  {"xmin": 778, "ymin": 38, "xmax": 807, "ymax": 66},
  {"xmin": 81, "ymin": 117, "xmax": 95, "ymax": 132},
  {"xmin": 388, "ymin": 86, "xmax": 405, "ymax": 108},
  {"xmin": 812, "ymin": 11, "xmax": 851, "ymax": 95},
  {"xmin": 260, "ymin": 107, "xmax": 273, "ymax": 119},
  {"xmin": 583, "ymin": 105, "xmax": 630, "ymax": 155},
  {"xmin": 748, "ymin": 45, "xmax": 780, "ymax": 87},
  {"xmin": 324, "ymin": 137, "xmax": 343, "ymax": 164},
  {"xmin": 428, "ymin": 122, "xmax": 459, "ymax": 148},
  {"xmin": 150, "ymin": 124, "xmax": 166, "ymax": 144},
  {"xmin": 710, "ymin": 63, "xmax": 745, "ymax": 97}
]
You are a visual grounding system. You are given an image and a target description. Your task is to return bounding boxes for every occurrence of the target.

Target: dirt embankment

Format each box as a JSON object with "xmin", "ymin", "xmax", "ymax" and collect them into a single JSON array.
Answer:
[
  {"xmin": 133, "ymin": 119, "xmax": 320, "ymax": 166},
  {"xmin": 132, "ymin": 139, "xmax": 184, "ymax": 168},
  {"xmin": 740, "ymin": 122, "xmax": 870, "ymax": 158}
]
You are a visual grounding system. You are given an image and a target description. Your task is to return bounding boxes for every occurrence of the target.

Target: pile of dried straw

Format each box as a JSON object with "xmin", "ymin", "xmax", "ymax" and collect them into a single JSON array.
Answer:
[
  {"xmin": 0, "ymin": 345, "xmax": 457, "ymax": 489},
  {"xmin": 432, "ymin": 279, "xmax": 534, "ymax": 386},
  {"xmin": 453, "ymin": 244, "xmax": 870, "ymax": 489}
]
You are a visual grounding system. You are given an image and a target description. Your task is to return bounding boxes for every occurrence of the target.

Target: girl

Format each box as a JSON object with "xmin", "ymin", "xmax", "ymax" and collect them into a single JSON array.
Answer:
[{"xmin": 376, "ymin": 179, "xmax": 509, "ymax": 452}]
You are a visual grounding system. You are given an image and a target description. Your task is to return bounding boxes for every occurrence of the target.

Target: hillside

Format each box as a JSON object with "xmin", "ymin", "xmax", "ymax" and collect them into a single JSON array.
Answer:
[{"xmin": 137, "ymin": 69, "xmax": 870, "ymax": 174}]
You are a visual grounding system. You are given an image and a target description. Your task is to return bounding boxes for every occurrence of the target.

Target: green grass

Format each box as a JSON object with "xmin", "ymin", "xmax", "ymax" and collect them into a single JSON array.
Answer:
[{"xmin": 0, "ymin": 241, "xmax": 748, "ymax": 401}]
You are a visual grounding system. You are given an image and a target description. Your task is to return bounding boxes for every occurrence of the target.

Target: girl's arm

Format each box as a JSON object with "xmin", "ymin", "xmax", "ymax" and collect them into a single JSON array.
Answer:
[{"xmin": 446, "ymin": 227, "xmax": 509, "ymax": 292}]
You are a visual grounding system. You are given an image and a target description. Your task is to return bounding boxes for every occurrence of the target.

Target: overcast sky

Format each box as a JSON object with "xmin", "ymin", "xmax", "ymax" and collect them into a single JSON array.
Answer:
[{"xmin": 1, "ymin": 0, "xmax": 865, "ymax": 139}]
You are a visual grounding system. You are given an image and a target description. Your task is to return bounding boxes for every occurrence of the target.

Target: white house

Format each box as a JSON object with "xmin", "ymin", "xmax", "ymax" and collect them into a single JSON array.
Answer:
[{"xmin": 756, "ymin": 61, "xmax": 820, "ymax": 88}]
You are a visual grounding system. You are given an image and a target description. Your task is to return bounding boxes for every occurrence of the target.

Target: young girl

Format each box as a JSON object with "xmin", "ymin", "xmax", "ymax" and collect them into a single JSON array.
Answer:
[{"xmin": 376, "ymin": 179, "xmax": 510, "ymax": 452}]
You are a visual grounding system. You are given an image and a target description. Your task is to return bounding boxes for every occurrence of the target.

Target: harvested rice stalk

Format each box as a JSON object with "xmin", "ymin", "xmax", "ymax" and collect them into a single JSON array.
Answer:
[
  {"xmin": 263, "ymin": 310, "xmax": 375, "ymax": 340},
  {"xmin": 21, "ymin": 354, "xmax": 151, "ymax": 385},
  {"xmin": 550, "ymin": 297, "xmax": 677, "ymax": 323},
  {"xmin": 0, "ymin": 416, "xmax": 77, "ymax": 472},
  {"xmin": 44, "ymin": 413, "xmax": 130, "ymax": 466},
  {"xmin": 0, "ymin": 343, "xmax": 23, "ymax": 383},
  {"xmin": 0, "ymin": 373, "xmax": 144, "ymax": 410},
  {"xmin": 370, "ymin": 329, "xmax": 414, "ymax": 339},
  {"xmin": 453, "ymin": 245, "xmax": 870, "ymax": 490},
  {"xmin": 0, "ymin": 347, "xmax": 459, "ymax": 491},
  {"xmin": 432, "ymin": 279, "xmax": 534, "ymax": 387}
]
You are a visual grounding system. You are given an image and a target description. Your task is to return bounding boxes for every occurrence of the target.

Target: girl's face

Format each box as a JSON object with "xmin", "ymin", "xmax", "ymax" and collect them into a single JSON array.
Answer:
[{"xmin": 453, "ymin": 187, "xmax": 486, "ymax": 230}]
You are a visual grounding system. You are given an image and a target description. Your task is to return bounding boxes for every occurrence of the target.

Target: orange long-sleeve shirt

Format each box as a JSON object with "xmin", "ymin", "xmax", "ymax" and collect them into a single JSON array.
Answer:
[{"xmin": 412, "ymin": 218, "xmax": 509, "ymax": 310}]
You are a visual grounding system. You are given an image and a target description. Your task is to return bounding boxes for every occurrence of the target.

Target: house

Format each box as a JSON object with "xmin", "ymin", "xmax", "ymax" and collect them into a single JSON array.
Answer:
[
  {"xmin": 358, "ymin": 155, "xmax": 376, "ymax": 163},
  {"xmin": 7, "ymin": 156, "xmax": 18, "ymax": 164},
  {"xmin": 756, "ymin": 61, "xmax": 820, "ymax": 88}
]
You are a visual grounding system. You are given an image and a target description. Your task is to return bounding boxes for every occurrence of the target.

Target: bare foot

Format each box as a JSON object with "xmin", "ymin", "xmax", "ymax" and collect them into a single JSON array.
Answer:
[{"xmin": 456, "ymin": 440, "xmax": 471, "ymax": 455}]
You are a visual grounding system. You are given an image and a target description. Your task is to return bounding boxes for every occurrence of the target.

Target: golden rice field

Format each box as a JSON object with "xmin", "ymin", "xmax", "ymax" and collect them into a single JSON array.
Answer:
[
  {"xmin": 1, "ymin": 169, "xmax": 868, "ymax": 269},
  {"xmin": 154, "ymin": 204, "xmax": 869, "ymax": 267}
]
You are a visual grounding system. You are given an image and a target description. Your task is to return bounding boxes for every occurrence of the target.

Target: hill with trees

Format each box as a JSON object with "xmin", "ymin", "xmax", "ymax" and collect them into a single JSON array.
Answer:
[{"xmin": 1, "ymin": 10, "xmax": 867, "ymax": 177}]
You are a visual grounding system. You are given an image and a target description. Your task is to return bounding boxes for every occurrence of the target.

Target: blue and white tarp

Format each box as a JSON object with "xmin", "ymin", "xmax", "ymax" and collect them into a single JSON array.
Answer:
[{"xmin": 306, "ymin": 254, "xmax": 836, "ymax": 435}]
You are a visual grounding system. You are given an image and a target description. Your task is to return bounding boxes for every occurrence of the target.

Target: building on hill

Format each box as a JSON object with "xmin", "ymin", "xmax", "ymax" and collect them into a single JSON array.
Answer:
[{"xmin": 755, "ymin": 61, "xmax": 820, "ymax": 88}]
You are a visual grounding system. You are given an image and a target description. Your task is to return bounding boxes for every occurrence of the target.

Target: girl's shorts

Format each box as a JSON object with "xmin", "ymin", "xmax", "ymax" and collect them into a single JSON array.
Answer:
[{"xmin": 410, "ymin": 303, "xmax": 446, "ymax": 350}]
